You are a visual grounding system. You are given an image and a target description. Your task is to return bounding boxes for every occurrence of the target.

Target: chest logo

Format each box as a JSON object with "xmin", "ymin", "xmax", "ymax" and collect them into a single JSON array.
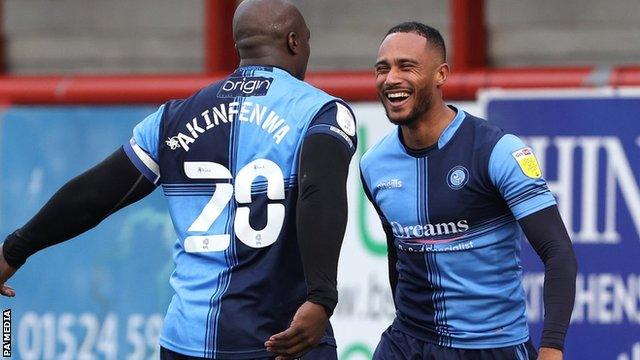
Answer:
[
  {"xmin": 376, "ymin": 178, "xmax": 402, "ymax": 190},
  {"xmin": 511, "ymin": 147, "xmax": 542, "ymax": 179},
  {"xmin": 447, "ymin": 165, "xmax": 469, "ymax": 190}
]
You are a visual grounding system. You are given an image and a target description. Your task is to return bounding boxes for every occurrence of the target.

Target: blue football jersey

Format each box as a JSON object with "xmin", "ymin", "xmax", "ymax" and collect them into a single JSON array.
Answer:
[
  {"xmin": 123, "ymin": 66, "xmax": 357, "ymax": 358},
  {"xmin": 360, "ymin": 107, "xmax": 555, "ymax": 349}
]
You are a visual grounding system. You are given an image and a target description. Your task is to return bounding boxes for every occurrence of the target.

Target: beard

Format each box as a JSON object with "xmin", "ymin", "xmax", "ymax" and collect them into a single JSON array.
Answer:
[{"xmin": 381, "ymin": 91, "xmax": 432, "ymax": 126}]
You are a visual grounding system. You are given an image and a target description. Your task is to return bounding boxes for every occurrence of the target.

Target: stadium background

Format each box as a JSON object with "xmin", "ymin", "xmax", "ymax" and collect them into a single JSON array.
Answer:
[{"xmin": 1, "ymin": 0, "xmax": 639, "ymax": 359}]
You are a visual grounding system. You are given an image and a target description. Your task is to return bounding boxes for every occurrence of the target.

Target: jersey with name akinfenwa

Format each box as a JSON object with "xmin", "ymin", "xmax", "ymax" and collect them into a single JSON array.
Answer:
[
  {"xmin": 123, "ymin": 66, "xmax": 357, "ymax": 358},
  {"xmin": 360, "ymin": 108, "xmax": 555, "ymax": 349}
]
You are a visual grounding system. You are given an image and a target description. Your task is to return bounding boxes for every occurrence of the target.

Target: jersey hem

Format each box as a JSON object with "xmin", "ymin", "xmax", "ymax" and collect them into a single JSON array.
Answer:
[
  {"xmin": 392, "ymin": 319, "xmax": 530, "ymax": 350},
  {"xmin": 159, "ymin": 337, "xmax": 273, "ymax": 359},
  {"xmin": 159, "ymin": 336, "xmax": 336, "ymax": 359}
]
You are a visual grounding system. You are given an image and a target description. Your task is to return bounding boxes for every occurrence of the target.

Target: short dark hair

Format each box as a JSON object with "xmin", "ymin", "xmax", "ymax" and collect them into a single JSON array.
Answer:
[{"xmin": 385, "ymin": 21, "xmax": 446, "ymax": 61}]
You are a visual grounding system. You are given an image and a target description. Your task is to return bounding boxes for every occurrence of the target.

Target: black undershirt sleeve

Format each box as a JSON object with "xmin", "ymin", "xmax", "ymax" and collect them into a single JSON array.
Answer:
[
  {"xmin": 360, "ymin": 176, "xmax": 398, "ymax": 304},
  {"xmin": 296, "ymin": 133, "xmax": 352, "ymax": 316},
  {"xmin": 382, "ymin": 223, "xmax": 398, "ymax": 304},
  {"xmin": 2, "ymin": 147, "xmax": 156, "ymax": 269},
  {"xmin": 519, "ymin": 205, "xmax": 578, "ymax": 350}
]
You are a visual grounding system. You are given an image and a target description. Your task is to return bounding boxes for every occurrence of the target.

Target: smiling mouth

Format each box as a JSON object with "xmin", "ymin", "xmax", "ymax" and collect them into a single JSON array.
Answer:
[{"xmin": 385, "ymin": 91, "xmax": 411, "ymax": 106}]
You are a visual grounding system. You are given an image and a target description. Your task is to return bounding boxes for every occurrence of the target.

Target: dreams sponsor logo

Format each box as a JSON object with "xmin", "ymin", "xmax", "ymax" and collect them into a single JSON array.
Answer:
[{"xmin": 391, "ymin": 220, "xmax": 469, "ymax": 239}]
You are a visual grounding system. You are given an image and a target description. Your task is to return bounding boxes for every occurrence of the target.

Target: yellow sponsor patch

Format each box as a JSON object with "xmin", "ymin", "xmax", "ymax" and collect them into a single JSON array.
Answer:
[{"xmin": 511, "ymin": 147, "xmax": 542, "ymax": 179}]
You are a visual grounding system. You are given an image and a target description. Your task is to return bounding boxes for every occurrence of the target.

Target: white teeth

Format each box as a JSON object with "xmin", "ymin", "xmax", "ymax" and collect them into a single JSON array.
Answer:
[{"xmin": 387, "ymin": 92, "xmax": 410, "ymax": 99}]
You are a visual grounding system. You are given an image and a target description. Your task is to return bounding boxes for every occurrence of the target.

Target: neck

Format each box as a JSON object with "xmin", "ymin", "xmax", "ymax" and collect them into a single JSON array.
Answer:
[
  {"xmin": 239, "ymin": 57, "xmax": 296, "ymax": 77},
  {"xmin": 400, "ymin": 102, "xmax": 456, "ymax": 150}
]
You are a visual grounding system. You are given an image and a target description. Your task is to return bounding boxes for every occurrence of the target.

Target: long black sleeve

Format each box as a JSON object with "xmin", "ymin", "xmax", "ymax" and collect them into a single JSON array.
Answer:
[
  {"xmin": 360, "ymin": 176, "xmax": 398, "ymax": 304},
  {"xmin": 2, "ymin": 147, "xmax": 156, "ymax": 269},
  {"xmin": 519, "ymin": 205, "xmax": 578, "ymax": 350},
  {"xmin": 296, "ymin": 133, "xmax": 352, "ymax": 316},
  {"xmin": 382, "ymin": 223, "xmax": 398, "ymax": 303}
]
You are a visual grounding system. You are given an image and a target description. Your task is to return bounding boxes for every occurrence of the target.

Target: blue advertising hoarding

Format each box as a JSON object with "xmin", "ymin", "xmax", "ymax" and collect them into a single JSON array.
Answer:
[
  {"xmin": 486, "ymin": 91, "xmax": 640, "ymax": 360},
  {"xmin": 0, "ymin": 106, "xmax": 174, "ymax": 359}
]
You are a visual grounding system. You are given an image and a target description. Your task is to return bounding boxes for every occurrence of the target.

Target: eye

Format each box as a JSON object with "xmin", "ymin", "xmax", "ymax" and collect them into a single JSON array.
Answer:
[
  {"xmin": 400, "ymin": 63, "xmax": 415, "ymax": 70},
  {"xmin": 375, "ymin": 66, "xmax": 390, "ymax": 75}
]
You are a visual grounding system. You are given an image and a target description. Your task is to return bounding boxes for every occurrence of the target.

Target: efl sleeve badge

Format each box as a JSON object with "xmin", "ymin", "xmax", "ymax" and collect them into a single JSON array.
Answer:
[{"xmin": 511, "ymin": 147, "xmax": 542, "ymax": 179}]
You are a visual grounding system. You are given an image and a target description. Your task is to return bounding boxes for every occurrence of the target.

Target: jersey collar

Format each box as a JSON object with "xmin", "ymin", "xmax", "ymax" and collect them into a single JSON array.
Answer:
[
  {"xmin": 232, "ymin": 65, "xmax": 293, "ymax": 78},
  {"xmin": 397, "ymin": 105, "xmax": 467, "ymax": 158},
  {"xmin": 438, "ymin": 105, "xmax": 466, "ymax": 149}
]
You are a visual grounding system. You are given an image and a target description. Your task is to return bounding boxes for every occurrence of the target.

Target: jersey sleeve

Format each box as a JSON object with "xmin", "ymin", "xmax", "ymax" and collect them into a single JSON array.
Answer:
[
  {"xmin": 305, "ymin": 101, "xmax": 358, "ymax": 155},
  {"xmin": 122, "ymin": 104, "xmax": 165, "ymax": 186},
  {"xmin": 489, "ymin": 134, "xmax": 557, "ymax": 220}
]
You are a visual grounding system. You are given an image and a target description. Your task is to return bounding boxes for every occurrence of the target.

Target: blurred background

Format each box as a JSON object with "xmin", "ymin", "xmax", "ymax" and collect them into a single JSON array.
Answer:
[
  {"xmin": 4, "ymin": 0, "xmax": 640, "ymax": 73},
  {"xmin": 0, "ymin": 1, "xmax": 639, "ymax": 359}
]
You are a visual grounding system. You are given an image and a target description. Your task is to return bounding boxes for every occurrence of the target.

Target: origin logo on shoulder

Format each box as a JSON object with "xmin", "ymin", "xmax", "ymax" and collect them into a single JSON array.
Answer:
[{"xmin": 217, "ymin": 76, "xmax": 273, "ymax": 98}]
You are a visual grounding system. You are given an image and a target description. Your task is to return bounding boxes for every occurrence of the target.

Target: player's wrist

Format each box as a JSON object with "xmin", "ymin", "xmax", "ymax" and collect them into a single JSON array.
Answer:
[
  {"xmin": 538, "ymin": 346, "xmax": 563, "ymax": 359},
  {"xmin": 2, "ymin": 231, "xmax": 28, "ymax": 269},
  {"xmin": 539, "ymin": 336, "xmax": 565, "ymax": 352},
  {"xmin": 306, "ymin": 299, "xmax": 333, "ymax": 318}
]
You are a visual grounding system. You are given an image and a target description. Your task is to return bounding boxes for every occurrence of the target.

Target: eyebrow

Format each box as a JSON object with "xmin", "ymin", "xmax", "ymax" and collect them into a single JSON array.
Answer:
[
  {"xmin": 397, "ymin": 58, "xmax": 419, "ymax": 65},
  {"xmin": 374, "ymin": 57, "xmax": 418, "ymax": 68}
]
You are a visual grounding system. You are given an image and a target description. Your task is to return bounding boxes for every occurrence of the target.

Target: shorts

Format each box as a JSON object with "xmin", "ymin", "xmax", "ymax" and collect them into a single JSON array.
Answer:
[
  {"xmin": 373, "ymin": 326, "xmax": 537, "ymax": 360},
  {"xmin": 160, "ymin": 343, "xmax": 337, "ymax": 360}
]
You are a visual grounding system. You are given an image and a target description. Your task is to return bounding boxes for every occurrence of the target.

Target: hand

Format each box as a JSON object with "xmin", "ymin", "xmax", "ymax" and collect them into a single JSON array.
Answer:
[
  {"xmin": 0, "ymin": 243, "xmax": 17, "ymax": 297},
  {"xmin": 265, "ymin": 301, "xmax": 329, "ymax": 360},
  {"xmin": 538, "ymin": 347, "xmax": 563, "ymax": 360}
]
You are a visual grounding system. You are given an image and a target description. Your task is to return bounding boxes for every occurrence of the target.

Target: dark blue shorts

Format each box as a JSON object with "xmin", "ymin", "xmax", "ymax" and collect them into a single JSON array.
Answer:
[
  {"xmin": 373, "ymin": 326, "xmax": 537, "ymax": 360},
  {"xmin": 160, "ymin": 343, "xmax": 337, "ymax": 360}
]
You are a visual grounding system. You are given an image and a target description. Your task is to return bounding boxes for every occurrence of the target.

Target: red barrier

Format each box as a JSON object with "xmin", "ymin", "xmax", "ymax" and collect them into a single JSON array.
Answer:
[
  {"xmin": 611, "ymin": 66, "xmax": 640, "ymax": 87},
  {"xmin": 1, "ymin": 67, "xmax": 639, "ymax": 104}
]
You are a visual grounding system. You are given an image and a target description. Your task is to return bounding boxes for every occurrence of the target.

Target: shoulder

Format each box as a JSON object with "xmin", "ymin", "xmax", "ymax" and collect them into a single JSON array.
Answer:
[
  {"xmin": 464, "ymin": 112, "xmax": 505, "ymax": 143},
  {"xmin": 360, "ymin": 128, "xmax": 397, "ymax": 172},
  {"xmin": 450, "ymin": 111, "xmax": 507, "ymax": 158},
  {"xmin": 298, "ymin": 83, "xmax": 339, "ymax": 112},
  {"xmin": 162, "ymin": 80, "xmax": 226, "ymax": 117},
  {"xmin": 492, "ymin": 133, "xmax": 527, "ymax": 154},
  {"xmin": 280, "ymin": 74, "xmax": 337, "ymax": 104},
  {"xmin": 489, "ymin": 133, "xmax": 532, "ymax": 169},
  {"xmin": 293, "ymin": 76, "xmax": 334, "ymax": 99}
]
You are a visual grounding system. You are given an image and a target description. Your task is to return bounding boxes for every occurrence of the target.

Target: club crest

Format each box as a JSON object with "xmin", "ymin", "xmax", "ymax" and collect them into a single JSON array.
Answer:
[{"xmin": 447, "ymin": 165, "xmax": 469, "ymax": 190}]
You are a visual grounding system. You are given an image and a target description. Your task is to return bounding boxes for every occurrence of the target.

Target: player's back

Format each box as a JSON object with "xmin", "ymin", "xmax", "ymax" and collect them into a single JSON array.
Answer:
[{"xmin": 133, "ymin": 66, "xmax": 338, "ymax": 358}]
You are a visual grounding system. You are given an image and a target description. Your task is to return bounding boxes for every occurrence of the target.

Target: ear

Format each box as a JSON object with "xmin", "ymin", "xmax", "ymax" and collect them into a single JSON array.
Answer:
[
  {"xmin": 287, "ymin": 31, "xmax": 299, "ymax": 54},
  {"xmin": 435, "ymin": 63, "xmax": 450, "ymax": 88}
]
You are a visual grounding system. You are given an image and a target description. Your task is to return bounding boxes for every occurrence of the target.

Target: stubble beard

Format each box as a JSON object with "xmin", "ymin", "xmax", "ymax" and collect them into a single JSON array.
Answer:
[{"xmin": 383, "ymin": 92, "xmax": 432, "ymax": 126}]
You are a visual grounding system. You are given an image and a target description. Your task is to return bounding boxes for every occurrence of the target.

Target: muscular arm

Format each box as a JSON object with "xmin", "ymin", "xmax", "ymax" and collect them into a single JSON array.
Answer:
[
  {"xmin": 2, "ymin": 147, "xmax": 156, "ymax": 269},
  {"xmin": 296, "ymin": 133, "xmax": 352, "ymax": 316},
  {"xmin": 519, "ymin": 205, "xmax": 577, "ymax": 351}
]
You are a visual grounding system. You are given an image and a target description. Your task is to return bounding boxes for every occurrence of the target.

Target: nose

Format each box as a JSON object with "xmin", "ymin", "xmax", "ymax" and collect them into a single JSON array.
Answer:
[{"xmin": 384, "ymin": 66, "xmax": 402, "ymax": 88}]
